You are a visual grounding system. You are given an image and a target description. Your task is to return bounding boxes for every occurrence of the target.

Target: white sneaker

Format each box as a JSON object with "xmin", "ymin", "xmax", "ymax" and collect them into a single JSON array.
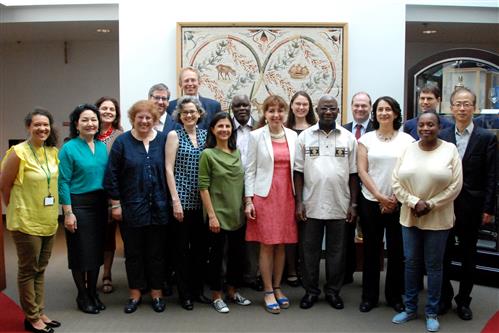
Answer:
[
  {"xmin": 230, "ymin": 292, "xmax": 251, "ymax": 306},
  {"xmin": 213, "ymin": 299, "xmax": 229, "ymax": 313}
]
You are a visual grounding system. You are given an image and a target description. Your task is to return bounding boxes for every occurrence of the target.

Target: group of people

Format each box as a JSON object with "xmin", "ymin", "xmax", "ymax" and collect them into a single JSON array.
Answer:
[{"xmin": 0, "ymin": 64, "xmax": 495, "ymax": 333}]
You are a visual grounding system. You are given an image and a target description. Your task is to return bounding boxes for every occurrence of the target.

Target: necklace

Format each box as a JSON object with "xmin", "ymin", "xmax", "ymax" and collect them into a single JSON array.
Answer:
[
  {"xmin": 270, "ymin": 131, "xmax": 285, "ymax": 139},
  {"xmin": 376, "ymin": 130, "xmax": 396, "ymax": 142}
]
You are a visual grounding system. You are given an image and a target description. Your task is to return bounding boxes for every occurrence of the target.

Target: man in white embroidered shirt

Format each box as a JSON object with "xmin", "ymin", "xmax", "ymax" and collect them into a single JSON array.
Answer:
[{"xmin": 294, "ymin": 95, "xmax": 359, "ymax": 310}]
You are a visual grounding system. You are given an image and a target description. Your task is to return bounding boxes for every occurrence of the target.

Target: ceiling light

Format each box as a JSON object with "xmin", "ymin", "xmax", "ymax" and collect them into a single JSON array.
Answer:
[
  {"xmin": 421, "ymin": 23, "xmax": 437, "ymax": 35},
  {"xmin": 97, "ymin": 28, "xmax": 111, "ymax": 33}
]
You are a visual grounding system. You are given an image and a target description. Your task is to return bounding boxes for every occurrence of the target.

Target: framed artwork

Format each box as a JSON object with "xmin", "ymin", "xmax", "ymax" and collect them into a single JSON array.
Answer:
[{"xmin": 177, "ymin": 22, "xmax": 348, "ymax": 122}]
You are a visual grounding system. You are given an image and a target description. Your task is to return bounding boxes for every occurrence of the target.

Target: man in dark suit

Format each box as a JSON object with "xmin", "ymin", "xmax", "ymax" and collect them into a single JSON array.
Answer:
[
  {"xmin": 439, "ymin": 87, "xmax": 497, "ymax": 321},
  {"xmin": 165, "ymin": 66, "xmax": 221, "ymax": 130},
  {"xmin": 404, "ymin": 85, "xmax": 453, "ymax": 140},
  {"xmin": 342, "ymin": 92, "xmax": 374, "ymax": 285}
]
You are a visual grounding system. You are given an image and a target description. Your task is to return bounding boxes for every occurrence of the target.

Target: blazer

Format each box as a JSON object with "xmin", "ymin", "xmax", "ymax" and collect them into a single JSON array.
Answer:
[
  {"xmin": 166, "ymin": 95, "xmax": 222, "ymax": 130},
  {"xmin": 404, "ymin": 115, "xmax": 453, "ymax": 140},
  {"xmin": 244, "ymin": 126, "xmax": 297, "ymax": 197},
  {"xmin": 439, "ymin": 124, "xmax": 497, "ymax": 215},
  {"xmin": 343, "ymin": 120, "xmax": 374, "ymax": 134}
]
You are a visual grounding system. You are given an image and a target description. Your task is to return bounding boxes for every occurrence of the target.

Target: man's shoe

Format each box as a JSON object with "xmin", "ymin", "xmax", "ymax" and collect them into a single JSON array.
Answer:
[
  {"xmin": 181, "ymin": 299, "xmax": 194, "ymax": 310},
  {"xmin": 359, "ymin": 300, "xmax": 377, "ymax": 312},
  {"xmin": 194, "ymin": 294, "xmax": 212, "ymax": 304},
  {"xmin": 426, "ymin": 315, "xmax": 440, "ymax": 332},
  {"xmin": 456, "ymin": 304, "xmax": 473, "ymax": 320},
  {"xmin": 124, "ymin": 298, "xmax": 141, "ymax": 314},
  {"xmin": 151, "ymin": 298, "xmax": 166, "ymax": 313},
  {"xmin": 299, "ymin": 294, "xmax": 318, "ymax": 309},
  {"xmin": 326, "ymin": 293, "xmax": 344, "ymax": 309},
  {"xmin": 392, "ymin": 311, "xmax": 417, "ymax": 324}
]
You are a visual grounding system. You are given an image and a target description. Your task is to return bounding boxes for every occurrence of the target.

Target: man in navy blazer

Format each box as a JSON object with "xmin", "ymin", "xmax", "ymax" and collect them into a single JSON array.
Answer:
[
  {"xmin": 439, "ymin": 87, "xmax": 497, "ymax": 321},
  {"xmin": 165, "ymin": 67, "xmax": 221, "ymax": 130},
  {"xmin": 404, "ymin": 85, "xmax": 453, "ymax": 140},
  {"xmin": 342, "ymin": 92, "xmax": 374, "ymax": 285}
]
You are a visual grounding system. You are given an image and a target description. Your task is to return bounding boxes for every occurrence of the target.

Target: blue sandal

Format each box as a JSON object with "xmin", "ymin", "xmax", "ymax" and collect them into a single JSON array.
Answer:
[
  {"xmin": 264, "ymin": 291, "xmax": 280, "ymax": 314},
  {"xmin": 273, "ymin": 287, "xmax": 290, "ymax": 309}
]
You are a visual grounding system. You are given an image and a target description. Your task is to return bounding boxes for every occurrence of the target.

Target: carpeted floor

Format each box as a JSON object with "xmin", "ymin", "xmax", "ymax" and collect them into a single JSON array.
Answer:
[
  {"xmin": 2, "ymin": 226, "xmax": 499, "ymax": 332},
  {"xmin": 481, "ymin": 311, "xmax": 499, "ymax": 333},
  {"xmin": 0, "ymin": 292, "xmax": 25, "ymax": 332}
]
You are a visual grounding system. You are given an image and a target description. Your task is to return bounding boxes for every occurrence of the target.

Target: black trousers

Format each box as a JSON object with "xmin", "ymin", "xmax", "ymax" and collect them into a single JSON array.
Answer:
[
  {"xmin": 359, "ymin": 193, "xmax": 404, "ymax": 304},
  {"xmin": 120, "ymin": 224, "xmax": 167, "ymax": 290},
  {"xmin": 441, "ymin": 194, "xmax": 482, "ymax": 306},
  {"xmin": 173, "ymin": 209, "xmax": 208, "ymax": 300},
  {"xmin": 207, "ymin": 227, "xmax": 245, "ymax": 291}
]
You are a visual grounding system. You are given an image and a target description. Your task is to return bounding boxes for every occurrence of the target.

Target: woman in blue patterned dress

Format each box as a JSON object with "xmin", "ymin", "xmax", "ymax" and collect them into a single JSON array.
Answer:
[{"xmin": 165, "ymin": 96, "xmax": 208, "ymax": 310}]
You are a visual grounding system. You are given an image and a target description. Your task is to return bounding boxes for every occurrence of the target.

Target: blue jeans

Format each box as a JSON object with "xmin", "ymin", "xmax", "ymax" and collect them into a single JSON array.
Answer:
[{"xmin": 401, "ymin": 226, "xmax": 449, "ymax": 316}]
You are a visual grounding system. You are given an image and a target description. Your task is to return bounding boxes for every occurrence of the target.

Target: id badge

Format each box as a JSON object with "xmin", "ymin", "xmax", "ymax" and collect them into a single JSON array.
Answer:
[{"xmin": 44, "ymin": 196, "xmax": 55, "ymax": 206}]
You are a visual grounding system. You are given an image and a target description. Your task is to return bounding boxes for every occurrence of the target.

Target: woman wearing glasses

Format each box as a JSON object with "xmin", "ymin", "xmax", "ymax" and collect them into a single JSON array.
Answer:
[{"xmin": 165, "ymin": 96, "xmax": 209, "ymax": 310}]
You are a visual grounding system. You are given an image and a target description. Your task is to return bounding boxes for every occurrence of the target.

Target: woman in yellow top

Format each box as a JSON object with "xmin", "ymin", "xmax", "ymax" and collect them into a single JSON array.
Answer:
[{"xmin": 0, "ymin": 109, "xmax": 60, "ymax": 333}]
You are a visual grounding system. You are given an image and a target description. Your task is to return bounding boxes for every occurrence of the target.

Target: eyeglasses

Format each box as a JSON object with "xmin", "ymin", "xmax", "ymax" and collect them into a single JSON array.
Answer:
[
  {"xmin": 152, "ymin": 95, "xmax": 169, "ymax": 102},
  {"xmin": 452, "ymin": 102, "xmax": 473, "ymax": 108},
  {"xmin": 180, "ymin": 110, "xmax": 199, "ymax": 116}
]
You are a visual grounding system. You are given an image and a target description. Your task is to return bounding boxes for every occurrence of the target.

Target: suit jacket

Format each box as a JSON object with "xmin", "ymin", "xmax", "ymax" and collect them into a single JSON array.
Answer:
[
  {"xmin": 343, "ymin": 120, "xmax": 374, "ymax": 134},
  {"xmin": 244, "ymin": 126, "xmax": 297, "ymax": 197},
  {"xmin": 439, "ymin": 124, "xmax": 497, "ymax": 215},
  {"xmin": 404, "ymin": 115, "xmax": 453, "ymax": 140},
  {"xmin": 165, "ymin": 95, "xmax": 222, "ymax": 130}
]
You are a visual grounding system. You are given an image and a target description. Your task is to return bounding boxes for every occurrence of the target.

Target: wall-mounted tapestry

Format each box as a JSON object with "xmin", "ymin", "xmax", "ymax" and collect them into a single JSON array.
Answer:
[{"xmin": 177, "ymin": 22, "xmax": 347, "ymax": 122}]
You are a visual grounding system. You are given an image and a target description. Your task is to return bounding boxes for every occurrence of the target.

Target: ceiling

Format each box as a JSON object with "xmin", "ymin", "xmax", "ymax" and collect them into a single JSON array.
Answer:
[
  {"xmin": 0, "ymin": 20, "xmax": 118, "ymax": 43},
  {"xmin": 406, "ymin": 22, "xmax": 498, "ymax": 44},
  {"xmin": 0, "ymin": 20, "xmax": 496, "ymax": 45}
]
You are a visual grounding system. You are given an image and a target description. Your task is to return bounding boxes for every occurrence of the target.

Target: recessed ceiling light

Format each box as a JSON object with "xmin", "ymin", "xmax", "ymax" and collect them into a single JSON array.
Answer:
[
  {"xmin": 422, "ymin": 30, "xmax": 437, "ymax": 34},
  {"xmin": 97, "ymin": 28, "xmax": 111, "ymax": 33}
]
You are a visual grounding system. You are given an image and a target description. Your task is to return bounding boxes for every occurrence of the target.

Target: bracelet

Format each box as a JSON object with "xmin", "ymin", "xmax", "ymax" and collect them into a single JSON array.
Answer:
[
  {"xmin": 64, "ymin": 211, "xmax": 74, "ymax": 217},
  {"xmin": 111, "ymin": 204, "xmax": 121, "ymax": 209}
]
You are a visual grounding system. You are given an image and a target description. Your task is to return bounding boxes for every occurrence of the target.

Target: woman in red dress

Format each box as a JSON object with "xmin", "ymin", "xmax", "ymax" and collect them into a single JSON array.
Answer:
[{"xmin": 244, "ymin": 95, "xmax": 298, "ymax": 314}]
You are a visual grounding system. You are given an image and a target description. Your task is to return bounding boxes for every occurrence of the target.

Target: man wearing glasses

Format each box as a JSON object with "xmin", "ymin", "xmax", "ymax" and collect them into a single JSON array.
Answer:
[
  {"xmin": 439, "ymin": 87, "xmax": 497, "ymax": 321},
  {"xmin": 166, "ymin": 67, "xmax": 221, "ymax": 130},
  {"xmin": 148, "ymin": 83, "xmax": 176, "ymax": 133}
]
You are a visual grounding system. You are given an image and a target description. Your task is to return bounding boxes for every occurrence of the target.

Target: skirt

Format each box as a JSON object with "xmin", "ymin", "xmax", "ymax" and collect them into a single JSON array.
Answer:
[{"xmin": 65, "ymin": 190, "xmax": 107, "ymax": 271}]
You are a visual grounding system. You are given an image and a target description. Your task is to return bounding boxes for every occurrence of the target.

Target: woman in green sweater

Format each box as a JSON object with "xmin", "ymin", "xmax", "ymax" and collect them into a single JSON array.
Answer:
[{"xmin": 199, "ymin": 112, "xmax": 251, "ymax": 314}]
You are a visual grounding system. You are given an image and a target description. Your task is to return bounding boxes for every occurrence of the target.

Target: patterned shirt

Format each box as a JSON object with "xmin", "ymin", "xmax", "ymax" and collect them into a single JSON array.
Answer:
[{"xmin": 174, "ymin": 127, "xmax": 207, "ymax": 209}]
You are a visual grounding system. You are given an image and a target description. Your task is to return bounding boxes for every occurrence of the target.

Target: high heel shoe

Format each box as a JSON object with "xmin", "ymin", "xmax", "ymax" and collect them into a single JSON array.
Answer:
[
  {"xmin": 43, "ymin": 320, "xmax": 61, "ymax": 328},
  {"xmin": 273, "ymin": 287, "xmax": 290, "ymax": 309},
  {"xmin": 24, "ymin": 319, "xmax": 54, "ymax": 333},
  {"xmin": 92, "ymin": 294, "xmax": 106, "ymax": 311},
  {"xmin": 263, "ymin": 291, "xmax": 280, "ymax": 314},
  {"xmin": 76, "ymin": 296, "xmax": 100, "ymax": 314}
]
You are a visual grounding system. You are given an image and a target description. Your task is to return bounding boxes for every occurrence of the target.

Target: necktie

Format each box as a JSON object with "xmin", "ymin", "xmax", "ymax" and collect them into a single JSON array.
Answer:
[{"xmin": 355, "ymin": 124, "xmax": 362, "ymax": 140}]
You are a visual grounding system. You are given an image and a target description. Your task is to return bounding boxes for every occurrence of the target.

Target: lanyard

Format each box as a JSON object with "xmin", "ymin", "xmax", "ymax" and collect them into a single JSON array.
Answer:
[{"xmin": 28, "ymin": 142, "xmax": 52, "ymax": 196}]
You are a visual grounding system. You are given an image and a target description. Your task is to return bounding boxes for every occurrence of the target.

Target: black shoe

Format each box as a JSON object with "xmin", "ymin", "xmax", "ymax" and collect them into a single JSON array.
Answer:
[
  {"xmin": 359, "ymin": 300, "xmax": 377, "ymax": 313},
  {"xmin": 194, "ymin": 293, "xmax": 212, "ymax": 304},
  {"xmin": 124, "ymin": 298, "xmax": 141, "ymax": 314},
  {"xmin": 24, "ymin": 319, "xmax": 54, "ymax": 333},
  {"xmin": 456, "ymin": 304, "xmax": 473, "ymax": 320},
  {"xmin": 326, "ymin": 293, "xmax": 344, "ymax": 309},
  {"xmin": 438, "ymin": 301, "xmax": 452, "ymax": 315},
  {"xmin": 76, "ymin": 297, "xmax": 100, "ymax": 314},
  {"xmin": 42, "ymin": 320, "xmax": 61, "ymax": 328},
  {"xmin": 92, "ymin": 294, "xmax": 106, "ymax": 311},
  {"xmin": 299, "ymin": 293, "xmax": 318, "ymax": 309},
  {"xmin": 152, "ymin": 298, "xmax": 166, "ymax": 313},
  {"xmin": 181, "ymin": 299, "xmax": 194, "ymax": 310}
]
